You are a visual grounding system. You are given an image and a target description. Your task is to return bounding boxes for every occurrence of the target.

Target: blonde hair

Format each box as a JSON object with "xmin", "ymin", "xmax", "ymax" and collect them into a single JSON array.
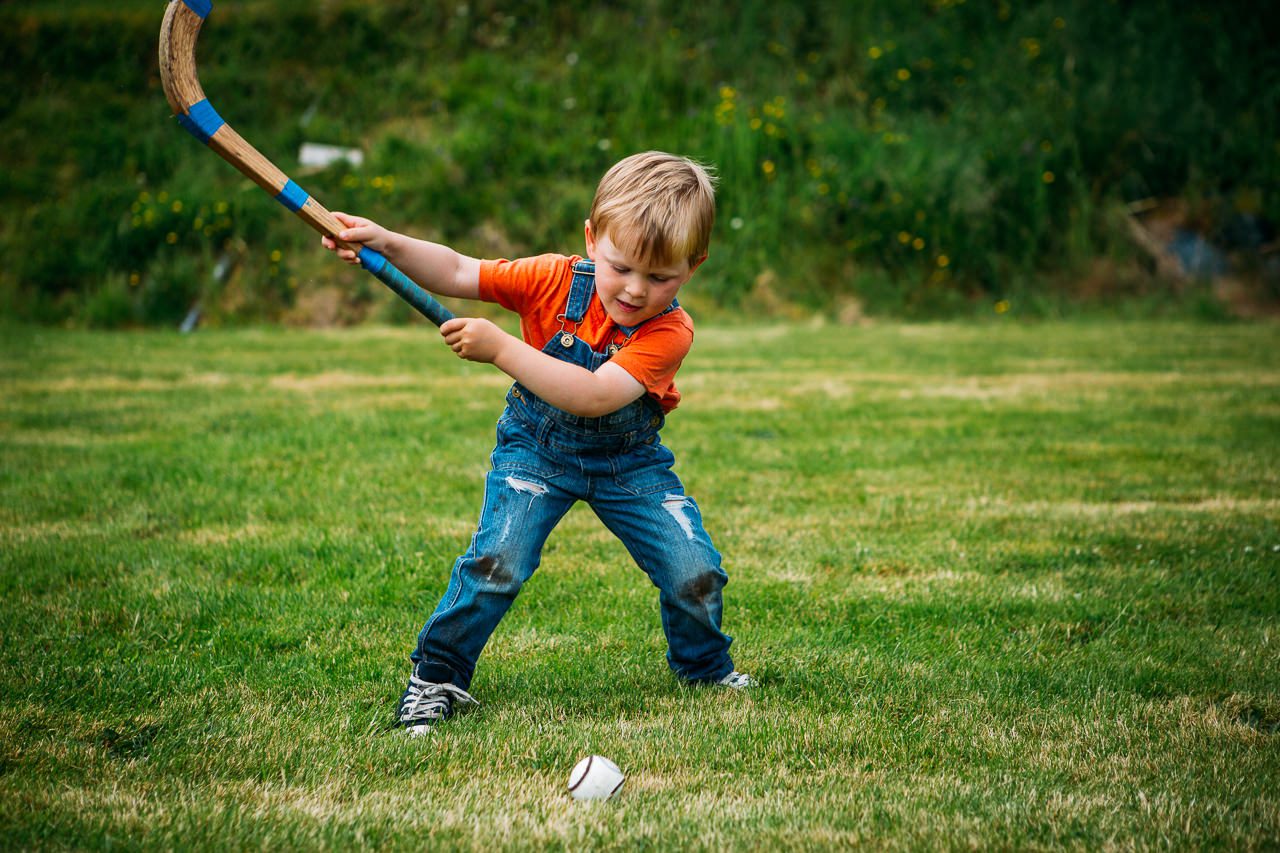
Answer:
[{"xmin": 588, "ymin": 151, "xmax": 717, "ymax": 267}]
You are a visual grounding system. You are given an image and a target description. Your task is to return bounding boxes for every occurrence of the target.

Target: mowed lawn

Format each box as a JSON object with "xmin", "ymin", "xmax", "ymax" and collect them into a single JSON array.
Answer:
[{"xmin": 1, "ymin": 319, "xmax": 1277, "ymax": 849}]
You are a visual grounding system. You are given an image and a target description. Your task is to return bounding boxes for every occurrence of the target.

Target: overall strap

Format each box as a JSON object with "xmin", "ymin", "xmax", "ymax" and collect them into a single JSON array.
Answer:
[{"xmin": 563, "ymin": 260, "xmax": 597, "ymax": 323}]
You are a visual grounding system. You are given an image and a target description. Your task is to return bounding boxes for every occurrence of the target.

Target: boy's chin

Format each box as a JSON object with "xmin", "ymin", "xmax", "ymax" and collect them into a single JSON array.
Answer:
[{"xmin": 609, "ymin": 308, "xmax": 653, "ymax": 326}]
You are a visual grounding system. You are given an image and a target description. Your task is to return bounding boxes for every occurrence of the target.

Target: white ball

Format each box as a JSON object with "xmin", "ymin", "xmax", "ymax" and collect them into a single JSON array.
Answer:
[{"xmin": 567, "ymin": 755, "xmax": 625, "ymax": 801}]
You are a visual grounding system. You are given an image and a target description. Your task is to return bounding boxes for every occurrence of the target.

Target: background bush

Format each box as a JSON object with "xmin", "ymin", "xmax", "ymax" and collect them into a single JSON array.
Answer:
[{"xmin": 1, "ymin": 0, "xmax": 1276, "ymax": 325}]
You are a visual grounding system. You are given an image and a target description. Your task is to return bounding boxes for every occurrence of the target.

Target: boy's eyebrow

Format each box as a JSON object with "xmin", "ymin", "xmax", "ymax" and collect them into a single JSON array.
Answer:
[{"xmin": 600, "ymin": 246, "xmax": 684, "ymax": 276}]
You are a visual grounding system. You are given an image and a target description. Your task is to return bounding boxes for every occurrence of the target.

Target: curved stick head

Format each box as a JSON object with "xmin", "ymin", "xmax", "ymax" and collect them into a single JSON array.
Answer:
[
  {"xmin": 153, "ymin": 0, "xmax": 454, "ymax": 327},
  {"xmin": 158, "ymin": 0, "xmax": 209, "ymax": 115}
]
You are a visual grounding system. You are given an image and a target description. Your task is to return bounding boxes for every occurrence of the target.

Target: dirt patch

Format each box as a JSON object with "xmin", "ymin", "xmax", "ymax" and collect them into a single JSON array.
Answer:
[
  {"xmin": 267, "ymin": 371, "xmax": 421, "ymax": 392},
  {"xmin": 0, "ymin": 519, "xmax": 107, "ymax": 542},
  {"xmin": 177, "ymin": 524, "xmax": 270, "ymax": 546},
  {"xmin": 679, "ymin": 572, "xmax": 719, "ymax": 604},
  {"xmin": 968, "ymin": 497, "xmax": 1280, "ymax": 518},
  {"xmin": 6, "ymin": 374, "xmax": 235, "ymax": 394}
]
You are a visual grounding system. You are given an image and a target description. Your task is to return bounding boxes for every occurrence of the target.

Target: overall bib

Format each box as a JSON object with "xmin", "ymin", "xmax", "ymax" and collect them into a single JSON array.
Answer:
[{"xmin": 411, "ymin": 261, "xmax": 735, "ymax": 689}]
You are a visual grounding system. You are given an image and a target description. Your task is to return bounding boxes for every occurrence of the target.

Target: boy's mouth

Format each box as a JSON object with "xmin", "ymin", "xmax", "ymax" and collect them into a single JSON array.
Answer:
[{"xmin": 616, "ymin": 299, "xmax": 642, "ymax": 314}]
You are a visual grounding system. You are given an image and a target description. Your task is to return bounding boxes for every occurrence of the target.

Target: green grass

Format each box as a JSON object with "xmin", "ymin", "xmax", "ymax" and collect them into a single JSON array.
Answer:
[{"xmin": 2, "ymin": 319, "xmax": 1278, "ymax": 849}]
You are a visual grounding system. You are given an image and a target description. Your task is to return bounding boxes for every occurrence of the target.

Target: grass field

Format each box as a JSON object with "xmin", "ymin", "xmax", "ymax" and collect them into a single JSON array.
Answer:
[{"xmin": 2, "ymin": 319, "xmax": 1278, "ymax": 849}]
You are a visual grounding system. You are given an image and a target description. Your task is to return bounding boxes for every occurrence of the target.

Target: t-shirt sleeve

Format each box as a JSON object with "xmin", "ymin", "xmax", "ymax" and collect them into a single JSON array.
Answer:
[{"xmin": 478, "ymin": 254, "xmax": 574, "ymax": 316}]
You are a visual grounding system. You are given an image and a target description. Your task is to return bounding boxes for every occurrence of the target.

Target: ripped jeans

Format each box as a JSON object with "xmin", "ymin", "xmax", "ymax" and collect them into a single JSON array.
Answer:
[{"xmin": 410, "ymin": 389, "xmax": 735, "ymax": 690}]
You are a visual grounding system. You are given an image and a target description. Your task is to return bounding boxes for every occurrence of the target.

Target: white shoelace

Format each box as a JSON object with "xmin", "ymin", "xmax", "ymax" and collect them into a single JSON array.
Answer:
[
  {"xmin": 400, "ymin": 676, "xmax": 479, "ymax": 725},
  {"xmin": 717, "ymin": 671, "xmax": 757, "ymax": 689}
]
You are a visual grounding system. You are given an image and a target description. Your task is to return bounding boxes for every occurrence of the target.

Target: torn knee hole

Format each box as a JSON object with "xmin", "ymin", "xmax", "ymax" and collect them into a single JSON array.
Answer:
[
  {"xmin": 505, "ymin": 476, "xmax": 548, "ymax": 497},
  {"xmin": 662, "ymin": 494, "xmax": 695, "ymax": 539}
]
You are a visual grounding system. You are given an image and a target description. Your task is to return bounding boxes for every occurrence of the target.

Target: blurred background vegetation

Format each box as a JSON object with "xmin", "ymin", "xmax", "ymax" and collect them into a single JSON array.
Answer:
[{"xmin": 1, "ymin": 0, "xmax": 1276, "ymax": 327}]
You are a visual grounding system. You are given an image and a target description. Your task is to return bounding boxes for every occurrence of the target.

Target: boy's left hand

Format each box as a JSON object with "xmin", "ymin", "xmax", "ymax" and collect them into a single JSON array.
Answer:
[{"xmin": 441, "ymin": 317, "xmax": 509, "ymax": 364}]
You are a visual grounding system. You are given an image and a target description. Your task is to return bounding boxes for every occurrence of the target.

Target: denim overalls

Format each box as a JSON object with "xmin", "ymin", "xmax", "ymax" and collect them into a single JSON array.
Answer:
[{"xmin": 410, "ymin": 260, "xmax": 735, "ymax": 689}]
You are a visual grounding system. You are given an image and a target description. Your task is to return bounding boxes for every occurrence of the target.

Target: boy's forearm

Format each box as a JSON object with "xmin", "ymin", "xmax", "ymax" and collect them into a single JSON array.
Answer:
[
  {"xmin": 383, "ymin": 234, "xmax": 480, "ymax": 299},
  {"xmin": 492, "ymin": 337, "xmax": 642, "ymax": 417}
]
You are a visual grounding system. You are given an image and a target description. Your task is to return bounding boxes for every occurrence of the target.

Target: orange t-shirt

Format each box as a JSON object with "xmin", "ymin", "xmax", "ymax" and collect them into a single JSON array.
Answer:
[{"xmin": 478, "ymin": 254, "xmax": 694, "ymax": 413}]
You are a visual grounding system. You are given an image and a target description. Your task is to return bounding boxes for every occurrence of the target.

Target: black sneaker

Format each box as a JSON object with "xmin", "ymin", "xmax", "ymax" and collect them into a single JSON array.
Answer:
[{"xmin": 397, "ymin": 675, "xmax": 479, "ymax": 736}]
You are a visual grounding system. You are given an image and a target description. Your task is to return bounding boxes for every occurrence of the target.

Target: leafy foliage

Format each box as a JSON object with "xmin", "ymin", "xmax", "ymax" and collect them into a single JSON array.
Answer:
[{"xmin": 0, "ymin": 0, "xmax": 1276, "ymax": 324}]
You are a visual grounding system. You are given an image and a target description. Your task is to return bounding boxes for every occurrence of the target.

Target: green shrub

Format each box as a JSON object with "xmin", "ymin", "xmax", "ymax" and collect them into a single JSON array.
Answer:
[{"xmin": 0, "ymin": 0, "xmax": 1274, "ymax": 324}]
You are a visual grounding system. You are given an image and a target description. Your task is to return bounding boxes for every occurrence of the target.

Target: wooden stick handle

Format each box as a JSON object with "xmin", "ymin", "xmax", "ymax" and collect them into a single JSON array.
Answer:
[{"xmin": 158, "ymin": 0, "xmax": 455, "ymax": 326}]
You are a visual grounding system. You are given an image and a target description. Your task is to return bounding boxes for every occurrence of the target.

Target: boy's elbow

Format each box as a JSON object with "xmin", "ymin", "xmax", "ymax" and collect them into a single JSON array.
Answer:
[
  {"xmin": 566, "ymin": 386, "xmax": 638, "ymax": 418},
  {"xmin": 545, "ymin": 366, "xmax": 643, "ymax": 418},
  {"xmin": 567, "ymin": 396, "xmax": 619, "ymax": 419}
]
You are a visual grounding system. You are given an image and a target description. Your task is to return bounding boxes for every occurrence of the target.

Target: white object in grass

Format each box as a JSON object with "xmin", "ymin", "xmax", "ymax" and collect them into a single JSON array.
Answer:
[
  {"xmin": 567, "ymin": 755, "xmax": 625, "ymax": 801},
  {"xmin": 298, "ymin": 142, "xmax": 364, "ymax": 169}
]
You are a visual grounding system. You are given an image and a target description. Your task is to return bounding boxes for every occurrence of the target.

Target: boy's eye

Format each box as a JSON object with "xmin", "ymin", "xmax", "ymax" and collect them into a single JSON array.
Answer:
[
  {"xmin": 611, "ymin": 265, "xmax": 630, "ymax": 274},
  {"xmin": 650, "ymin": 275, "xmax": 671, "ymax": 283}
]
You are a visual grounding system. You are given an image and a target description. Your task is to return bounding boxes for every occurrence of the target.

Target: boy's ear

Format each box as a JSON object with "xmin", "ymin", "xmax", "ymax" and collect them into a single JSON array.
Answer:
[
  {"xmin": 689, "ymin": 253, "xmax": 708, "ymax": 273},
  {"xmin": 583, "ymin": 219, "xmax": 597, "ymax": 258}
]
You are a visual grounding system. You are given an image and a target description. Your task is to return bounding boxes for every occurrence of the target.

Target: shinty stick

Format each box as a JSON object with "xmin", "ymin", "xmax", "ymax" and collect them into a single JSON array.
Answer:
[{"xmin": 157, "ymin": 0, "xmax": 454, "ymax": 326}]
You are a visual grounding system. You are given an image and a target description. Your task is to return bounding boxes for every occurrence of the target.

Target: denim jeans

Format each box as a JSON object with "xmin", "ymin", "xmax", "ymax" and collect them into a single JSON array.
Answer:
[{"xmin": 409, "ymin": 261, "xmax": 735, "ymax": 690}]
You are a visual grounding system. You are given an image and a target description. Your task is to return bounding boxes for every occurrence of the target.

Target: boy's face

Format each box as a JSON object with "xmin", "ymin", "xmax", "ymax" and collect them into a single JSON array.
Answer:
[{"xmin": 585, "ymin": 221, "xmax": 705, "ymax": 327}]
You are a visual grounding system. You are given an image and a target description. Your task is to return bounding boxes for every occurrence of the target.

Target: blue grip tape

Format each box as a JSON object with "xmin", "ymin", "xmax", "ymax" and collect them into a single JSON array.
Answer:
[
  {"xmin": 177, "ymin": 99, "xmax": 225, "ymax": 145},
  {"xmin": 357, "ymin": 247, "xmax": 387, "ymax": 274},
  {"xmin": 181, "ymin": 0, "xmax": 212, "ymax": 20},
  {"xmin": 357, "ymin": 248, "xmax": 454, "ymax": 326},
  {"xmin": 275, "ymin": 180, "xmax": 309, "ymax": 213}
]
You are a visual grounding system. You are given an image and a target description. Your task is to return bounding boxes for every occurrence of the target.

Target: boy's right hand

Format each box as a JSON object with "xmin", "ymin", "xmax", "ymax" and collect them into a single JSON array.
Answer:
[{"xmin": 320, "ymin": 211, "xmax": 391, "ymax": 265}]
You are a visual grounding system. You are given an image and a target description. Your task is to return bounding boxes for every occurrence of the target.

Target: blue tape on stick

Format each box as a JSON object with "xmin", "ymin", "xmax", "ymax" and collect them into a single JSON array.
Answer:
[
  {"xmin": 357, "ymin": 247, "xmax": 387, "ymax": 274},
  {"xmin": 357, "ymin": 249, "xmax": 455, "ymax": 326},
  {"xmin": 275, "ymin": 180, "xmax": 309, "ymax": 213},
  {"xmin": 176, "ymin": 99, "xmax": 225, "ymax": 145},
  {"xmin": 181, "ymin": 0, "xmax": 213, "ymax": 20}
]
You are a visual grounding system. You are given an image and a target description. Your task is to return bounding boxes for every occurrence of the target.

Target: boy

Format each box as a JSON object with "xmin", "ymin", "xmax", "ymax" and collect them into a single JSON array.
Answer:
[{"xmin": 322, "ymin": 151, "xmax": 753, "ymax": 735}]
